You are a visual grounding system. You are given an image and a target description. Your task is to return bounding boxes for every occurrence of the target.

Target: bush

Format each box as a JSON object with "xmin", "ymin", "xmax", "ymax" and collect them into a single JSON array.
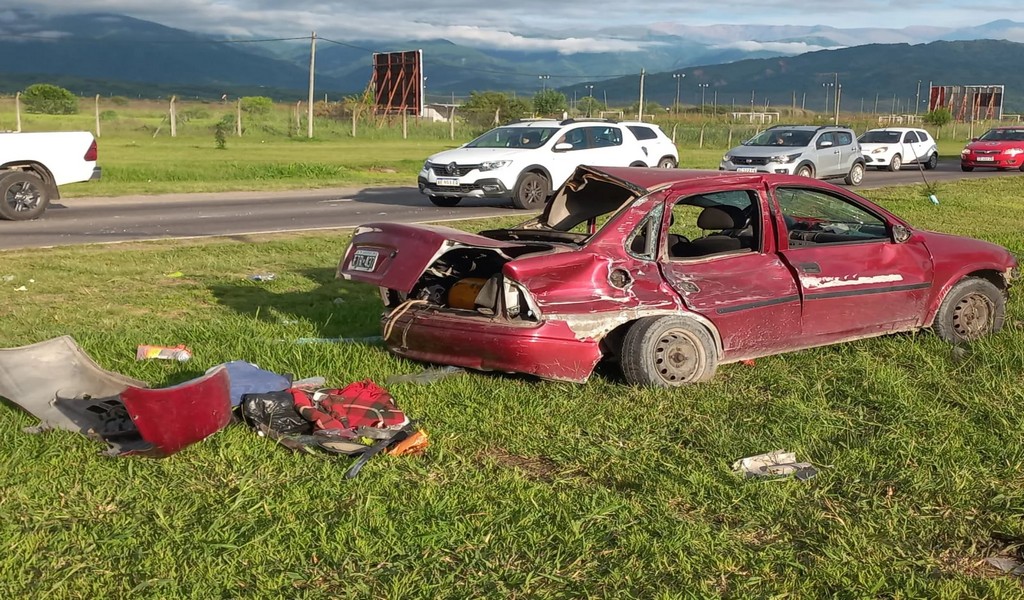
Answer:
[
  {"xmin": 21, "ymin": 84, "xmax": 79, "ymax": 115},
  {"xmin": 99, "ymin": 110, "xmax": 118, "ymax": 121},
  {"xmin": 924, "ymin": 107, "xmax": 952, "ymax": 128},
  {"xmin": 240, "ymin": 96, "xmax": 274, "ymax": 115}
]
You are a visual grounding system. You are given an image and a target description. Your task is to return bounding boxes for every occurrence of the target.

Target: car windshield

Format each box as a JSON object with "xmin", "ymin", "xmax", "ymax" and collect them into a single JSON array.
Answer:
[
  {"xmin": 466, "ymin": 126, "xmax": 559, "ymax": 149},
  {"xmin": 744, "ymin": 129, "xmax": 814, "ymax": 147},
  {"xmin": 979, "ymin": 129, "xmax": 1024, "ymax": 142},
  {"xmin": 860, "ymin": 130, "xmax": 901, "ymax": 144}
]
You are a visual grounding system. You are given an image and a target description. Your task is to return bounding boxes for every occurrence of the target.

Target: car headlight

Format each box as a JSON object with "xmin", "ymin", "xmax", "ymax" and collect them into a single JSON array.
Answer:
[
  {"xmin": 961, "ymin": 148, "xmax": 970, "ymax": 156},
  {"xmin": 479, "ymin": 160, "xmax": 512, "ymax": 171},
  {"xmin": 422, "ymin": 160, "xmax": 431, "ymax": 170},
  {"xmin": 723, "ymin": 154, "xmax": 733, "ymax": 162},
  {"xmin": 870, "ymin": 146, "xmax": 888, "ymax": 154},
  {"xmin": 769, "ymin": 153, "xmax": 801, "ymax": 164},
  {"xmin": 1006, "ymin": 148, "xmax": 1024, "ymax": 157}
]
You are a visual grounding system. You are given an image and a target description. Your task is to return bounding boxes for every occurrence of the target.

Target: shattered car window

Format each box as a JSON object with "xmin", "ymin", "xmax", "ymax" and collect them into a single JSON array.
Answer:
[{"xmin": 776, "ymin": 187, "xmax": 888, "ymax": 244}]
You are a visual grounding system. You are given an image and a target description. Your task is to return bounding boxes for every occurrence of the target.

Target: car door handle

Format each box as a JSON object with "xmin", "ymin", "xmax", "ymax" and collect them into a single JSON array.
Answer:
[{"xmin": 797, "ymin": 262, "xmax": 821, "ymax": 273}]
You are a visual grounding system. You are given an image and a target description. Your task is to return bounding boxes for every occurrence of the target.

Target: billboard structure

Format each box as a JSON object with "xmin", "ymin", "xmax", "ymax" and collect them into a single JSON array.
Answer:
[
  {"xmin": 372, "ymin": 50, "xmax": 423, "ymax": 116},
  {"xmin": 928, "ymin": 84, "xmax": 1005, "ymax": 122}
]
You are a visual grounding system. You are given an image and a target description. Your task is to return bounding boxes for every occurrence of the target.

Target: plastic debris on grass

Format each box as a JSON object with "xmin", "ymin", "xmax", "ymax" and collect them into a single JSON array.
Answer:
[
  {"xmin": 248, "ymin": 273, "xmax": 276, "ymax": 282},
  {"xmin": 386, "ymin": 365, "xmax": 465, "ymax": 385},
  {"xmin": 136, "ymin": 344, "xmax": 192, "ymax": 362},
  {"xmin": 732, "ymin": 449, "xmax": 818, "ymax": 481}
]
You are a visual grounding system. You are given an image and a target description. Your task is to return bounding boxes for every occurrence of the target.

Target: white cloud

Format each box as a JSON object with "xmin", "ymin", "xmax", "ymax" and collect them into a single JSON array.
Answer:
[{"xmin": 715, "ymin": 40, "xmax": 845, "ymax": 54}]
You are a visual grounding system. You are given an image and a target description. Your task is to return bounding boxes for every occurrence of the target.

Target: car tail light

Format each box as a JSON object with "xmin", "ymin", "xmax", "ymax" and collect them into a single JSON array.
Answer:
[{"xmin": 84, "ymin": 140, "xmax": 98, "ymax": 162}]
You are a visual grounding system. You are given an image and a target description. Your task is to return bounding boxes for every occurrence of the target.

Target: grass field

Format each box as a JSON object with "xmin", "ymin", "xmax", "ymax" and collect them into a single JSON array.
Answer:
[{"xmin": 1, "ymin": 176, "xmax": 1024, "ymax": 597}]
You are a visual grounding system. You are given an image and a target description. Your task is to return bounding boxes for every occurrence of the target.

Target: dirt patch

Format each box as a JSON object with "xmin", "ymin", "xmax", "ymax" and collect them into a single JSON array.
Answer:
[{"xmin": 480, "ymin": 447, "xmax": 559, "ymax": 482}]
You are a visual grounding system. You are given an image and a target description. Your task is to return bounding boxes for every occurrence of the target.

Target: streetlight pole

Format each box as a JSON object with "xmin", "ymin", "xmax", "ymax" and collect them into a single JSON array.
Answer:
[
  {"xmin": 915, "ymin": 80, "xmax": 922, "ymax": 115},
  {"xmin": 538, "ymin": 75, "xmax": 549, "ymax": 92},
  {"xmin": 698, "ymin": 83, "xmax": 709, "ymax": 115},
  {"xmin": 822, "ymin": 82, "xmax": 833, "ymax": 114},
  {"xmin": 585, "ymin": 84, "xmax": 594, "ymax": 117},
  {"xmin": 672, "ymin": 73, "xmax": 684, "ymax": 115}
]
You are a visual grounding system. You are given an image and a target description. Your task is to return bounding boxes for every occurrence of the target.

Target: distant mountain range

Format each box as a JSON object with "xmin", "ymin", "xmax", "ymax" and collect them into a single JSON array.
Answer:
[{"xmin": 0, "ymin": 11, "xmax": 1021, "ymax": 111}]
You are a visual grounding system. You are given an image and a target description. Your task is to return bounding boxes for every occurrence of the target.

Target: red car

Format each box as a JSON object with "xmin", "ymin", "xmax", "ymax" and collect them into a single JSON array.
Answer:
[
  {"xmin": 339, "ymin": 166, "xmax": 1017, "ymax": 387},
  {"xmin": 960, "ymin": 126, "xmax": 1024, "ymax": 171}
]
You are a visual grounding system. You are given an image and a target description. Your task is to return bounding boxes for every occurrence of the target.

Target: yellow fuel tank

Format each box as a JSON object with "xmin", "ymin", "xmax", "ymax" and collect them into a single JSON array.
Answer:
[{"xmin": 447, "ymin": 277, "xmax": 488, "ymax": 310}]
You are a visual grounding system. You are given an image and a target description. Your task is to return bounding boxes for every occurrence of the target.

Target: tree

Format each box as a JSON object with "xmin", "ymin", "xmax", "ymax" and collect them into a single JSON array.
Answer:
[
  {"xmin": 576, "ymin": 96, "xmax": 605, "ymax": 117},
  {"xmin": 21, "ymin": 84, "xmax": 78, "ymax": 115},
  {"xmin": 461, "ymin": 91, "xmax": 530, "ymax": 126},
  {"xmin": 533, "ymin": 89, "xmax": 568, "ymax": 117},
  {"xmin": 239, "ymin": 96, "xmax": 274, "ymax": 115},
  {"xmin": 923, "ymin": 107, "xmax": 952, "ymax": 128}
]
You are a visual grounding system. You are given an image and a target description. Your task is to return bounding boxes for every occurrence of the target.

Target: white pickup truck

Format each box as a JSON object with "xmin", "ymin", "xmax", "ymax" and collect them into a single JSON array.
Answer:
[{"xmin": 0, "ymin": 131, "xmax": 101, "ymax": 220}]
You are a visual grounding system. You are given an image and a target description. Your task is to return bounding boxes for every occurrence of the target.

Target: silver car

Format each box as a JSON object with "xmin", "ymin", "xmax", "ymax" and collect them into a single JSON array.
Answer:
[{"xmin": 720, "ymin": 125, "xmax": 866, "ymax": 186}]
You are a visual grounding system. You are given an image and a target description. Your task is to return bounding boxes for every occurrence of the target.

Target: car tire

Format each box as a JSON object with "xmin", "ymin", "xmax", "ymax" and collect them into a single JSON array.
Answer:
[
  {"xmin": 795, "ymin": 164, "xmax": 814, "ymax": 178},
  {"xmin": 620, "ymin": 316, "xmax": 718, "ymax": 387},
  {"xmin": 427, "ymin": 195, "xmax": 461, "ymax": 207},
  {"xmin": 925, "ymin": 153, "xmax": 939, "ymax": 170},
  {"xmin": 844, "ymin": 162, "xmax": 865, "ymax": 186},
  {"xmin": 1020, "ymin": 162, "xmax": 1024, "ymax": 172},
  {"xmin": 512, "ymin": 172, "xmax": 548, "ymax": 210},
  {"xmin": 0, "ymin": 170, "xmax": 50, "ymax": 221},
  {"xmin": 961, "ymin": 165, "xmax": 974, "ymax": 172},
  {"xmin": 657, "ymin": 157, "xmax": 677, "ymax": 169},
  {"xmin": 933, "ymin": 277, "xmax": 1006, "ymax": 344},
  {"xmin": 887, "ymin": 154, "xmax": 902, "ymax": 172}
]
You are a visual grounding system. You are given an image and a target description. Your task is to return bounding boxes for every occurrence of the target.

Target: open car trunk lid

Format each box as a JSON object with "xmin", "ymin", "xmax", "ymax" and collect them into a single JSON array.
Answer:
[{"xmin": 338, "ymin": 222, "xmax": 551, "ymax": 293}]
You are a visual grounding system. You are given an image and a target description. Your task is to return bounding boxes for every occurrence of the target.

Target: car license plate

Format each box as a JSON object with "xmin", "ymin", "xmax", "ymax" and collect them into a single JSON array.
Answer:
[
  {"xmin": 976, "ymin": 156, "xmax": 994, "ymax": 162},
  {"xmin": 736, "ymin": 167, "xmax": 757, "ymax": 173},
  {"xmin": 436, "ymin": 177, "xmax": 460, "ymax": 186},
  {"xmin": 350, "ymin": 249, "xmax": 380, "ymax": 272}
]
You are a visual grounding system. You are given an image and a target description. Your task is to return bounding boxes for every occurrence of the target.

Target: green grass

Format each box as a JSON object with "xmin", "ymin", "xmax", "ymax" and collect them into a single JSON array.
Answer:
[{"xmin": 2, "ymin": 178, "xmax": 1024, "ymax": 597}]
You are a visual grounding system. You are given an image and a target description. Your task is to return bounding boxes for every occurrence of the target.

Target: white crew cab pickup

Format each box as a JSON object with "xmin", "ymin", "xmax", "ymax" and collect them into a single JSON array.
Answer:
[{"xmin": 0, "ymin": 131, "xmax": 101, "ymax": 220}]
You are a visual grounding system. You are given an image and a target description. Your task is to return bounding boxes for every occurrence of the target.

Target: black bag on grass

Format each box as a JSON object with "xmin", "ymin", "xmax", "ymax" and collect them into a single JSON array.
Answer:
[{"xmin": 240, "ymin": 390, "xmax": 312, "ymax": 435}]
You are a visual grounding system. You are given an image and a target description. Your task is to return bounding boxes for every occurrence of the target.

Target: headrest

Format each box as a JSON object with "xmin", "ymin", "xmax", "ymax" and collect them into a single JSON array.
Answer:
[{"xmin": 697, "ymin": 205, "xmax": 746, "ymax": 230}]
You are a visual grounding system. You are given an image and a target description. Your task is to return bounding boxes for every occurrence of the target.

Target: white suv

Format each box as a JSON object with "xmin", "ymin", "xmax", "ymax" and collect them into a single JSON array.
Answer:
[
  {"xmin": 858, "ymin": 127, "xmax": 939, "ymax": 171},
  {"xmin": 418, "ymin": 118, "xmax": 679, "ymax": 209}
]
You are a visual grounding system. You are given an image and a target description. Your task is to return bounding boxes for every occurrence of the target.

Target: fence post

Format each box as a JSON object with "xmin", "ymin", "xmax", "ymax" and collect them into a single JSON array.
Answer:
[
  {"xmin": 236, "ymin": 100, "xmax": 242, "ymax": 137},
  {"xmin": 699, "ymin": 124, "xmax": 705, "ymax": 149},
  {"xmin": 351, "ymin": 110, "xmax": 357, "ymax": 137},
  {"xmin": 449, "ymin": 107, "xmax": 455, "ymax": 140},
  {"xmin": 403, "ymin": 111, "xmax": 408, "ymax": 139},
  {"xmin": 94, "ymin": 94, "xmax": 101, "ymax": 138},
  {"xmin": 671, "ymin": 123, "xmax": 677, "ymax": 144},
  {"xmin": 15, "ymin": 92, "xmax": 21, "ymax": 132},
  {"xmin": 169, "ymin": 96, "xmax": 177, "ymax": 137},
  {"xmin": 295, "ymin": 101, "xmax": 301, "ymax": 135},
  {"xmin": 727, "ymin": 128, "xmax": 733, "ymax": 148}
]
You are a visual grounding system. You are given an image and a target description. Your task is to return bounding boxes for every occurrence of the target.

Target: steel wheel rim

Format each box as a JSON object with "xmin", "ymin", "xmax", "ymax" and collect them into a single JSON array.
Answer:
[
  {"xmin": 653, "ymin": 329, "xmax": 701, "ymax": 383},
  {"xmin": 522, "ymin": 179, "xmax": 544, "ymax": 205},
  {"xmin": 5, "ymin": 181, "xmax": 40, "ymax": 213},
  {"xmin": 797, "ymin": 167, "xmax": 811, "ymax": 178},
  {"xmin": 658, "ymin": 159, "xmax": 674, "ymax": 168},
  {"xmin": 891, "ymin": 156, "xmax": 901, "ymax": 170},
  {"xmin": 952, "ymin": 292, "xmax": 994, "ymax": 339},
  {"xmin": 851, "ymin": 165, "xmax": 863, "ymax": 183}
]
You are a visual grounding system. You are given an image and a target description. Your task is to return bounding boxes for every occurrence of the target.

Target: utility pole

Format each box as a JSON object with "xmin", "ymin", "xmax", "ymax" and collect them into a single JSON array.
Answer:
[
  {"xmin": 307, "ymin": 31, "xmax": 316, "ymax": 139},
  {"xmin": 822, "ymin": 82, "xmax": 833, "ymax": 114},
  {"xmin": 698, "ymin": 83, "xmax": 709, "ymax": 115},
  {"xmin": 638, "ymin": 68, "xmax": 646, "ymax": 120},
  {"xmin": 915, "ymin": 80, "xmax": 922, "ymax": 114},
  {"xmin": 834, "ymin": 84, "xmax": 842, "ymax": 125},
  {"xmin": 672, "ymin": 73, "xmax": 684, "ymax": 115}
]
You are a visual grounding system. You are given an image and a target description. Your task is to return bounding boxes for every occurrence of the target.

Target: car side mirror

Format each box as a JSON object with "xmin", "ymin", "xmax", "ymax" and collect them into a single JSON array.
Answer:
[
  {"xmin": 554, "ymin": 142, "xmax": 573, "ymax": 152},
  {"xmin": 971, "ymin": 137, "xmax": 979, "ymax": 142},
  {"xmin": 818, "ymin": 140, "xmax": 833, "ymax": 148},
  {"xmin": 892, "ymin": 224, "xmax": 911, "ymax": 244}
]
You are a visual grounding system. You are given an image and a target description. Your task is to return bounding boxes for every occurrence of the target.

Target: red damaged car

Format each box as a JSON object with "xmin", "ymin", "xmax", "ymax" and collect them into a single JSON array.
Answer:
[
  {"xmin": 960, "ymin": 126, "xmax": 1024, "ymax": 171},
  {"xmin": 338, "ymin": 166, "xmax": 1016, "ymax": 387}
]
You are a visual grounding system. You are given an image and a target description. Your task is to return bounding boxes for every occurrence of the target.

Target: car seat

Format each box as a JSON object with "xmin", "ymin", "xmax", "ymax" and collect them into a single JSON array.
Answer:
[{"xmin": 673, "ymin": 206, "xmax": 751, "ymax": 257}]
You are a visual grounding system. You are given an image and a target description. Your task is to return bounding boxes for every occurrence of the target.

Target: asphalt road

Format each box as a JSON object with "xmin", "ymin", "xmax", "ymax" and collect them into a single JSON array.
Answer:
[{"xmin": 0, "ymin": 161, "xmax": 1020, "ymax": 251}]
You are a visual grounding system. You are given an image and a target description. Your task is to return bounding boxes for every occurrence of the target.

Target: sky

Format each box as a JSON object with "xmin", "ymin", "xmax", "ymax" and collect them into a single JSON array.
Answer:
[{"xmin": 2, "ymin": 1, "xmax": 1022, "ymax": 54}]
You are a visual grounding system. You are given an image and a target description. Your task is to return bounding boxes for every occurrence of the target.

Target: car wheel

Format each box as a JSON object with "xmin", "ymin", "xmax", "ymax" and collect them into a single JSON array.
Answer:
[
  {"xmin": 620, "ymin": 316, "xmax": 718, "ymax": 387},
  {"xmin": 933, "ymin": 277, "xmax": 1006, "ymax": 344},
  {"xmin": 657, "ymin": 157, "xmax": 677, "ymax": 169},
  {"xmin": 887, "ymin": 154, "xmax": 902, "ymax": 172},
  {"xmin": 961, "ymin": 165, "xmax": 974, "ymax": 172},
  {"xmin": 512, "ymin": 172, "xmax": 548, "ymax": 210},
  {"xmin": 427, "ymin": 195, "xmax": 461, "ymax": 207},
  {"xmin": 0, "ymin": 171, "xmax": 50, "ymax": 221},
  {"xmin": 925, "ymin": 153, "xmax": 939, "ymax": 170},
  {"xmin": 795, "ymin": 165, "xmax": 813, "ymax": 178},
  {"xmin": 844, "ymin": 162, "xmax": 865, "ymax": 186}
]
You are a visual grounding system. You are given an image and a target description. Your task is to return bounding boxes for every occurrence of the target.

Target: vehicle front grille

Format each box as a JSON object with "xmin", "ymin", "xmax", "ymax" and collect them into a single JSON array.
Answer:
[
  {"xmin": 428, "ymin": 162, "xmax": 479, "ymax": 176},
  {"xmin": 731, "ymin": 156, "xmax": 770, "ymax": 166},
  {"xmin": 974, "ymin": 150, "xmax": 1000, "ymax": 155},
  {"xmin": 424, "ymin": 182, "xmax": 478, "ymax": 193}
]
